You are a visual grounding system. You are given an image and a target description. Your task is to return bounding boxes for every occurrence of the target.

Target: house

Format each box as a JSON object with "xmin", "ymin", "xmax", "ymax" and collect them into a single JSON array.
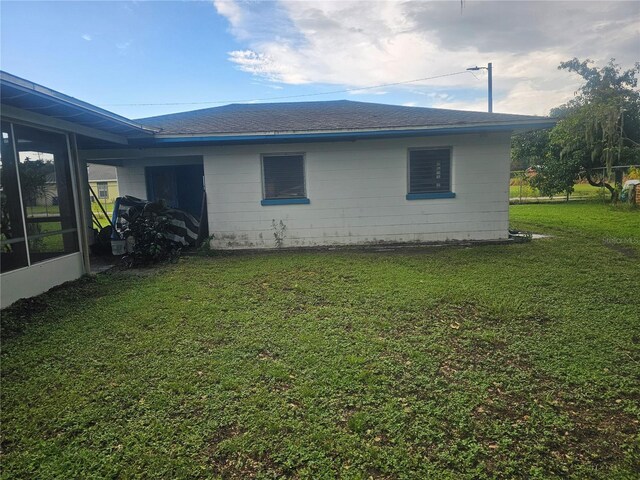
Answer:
[
  {"xmin": 30, "ymin": 164, "xmax": 118, "ymax": 207},
  {"xmin": 87, "ymin": 164, "xmax": 119, "ymax": 205},
  {"xmin": 89, "ymin": 101, "xmax": 555, "ymax": 249},
  {"xmin": 0, "ymin": 70, "xmax": 555, "ymax": 307}
]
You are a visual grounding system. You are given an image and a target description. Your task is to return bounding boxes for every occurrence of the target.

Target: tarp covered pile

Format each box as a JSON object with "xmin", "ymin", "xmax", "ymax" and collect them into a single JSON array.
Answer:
[{"xmin": 111, "ymin": 196, "xmax": 200, "ymax": 247}]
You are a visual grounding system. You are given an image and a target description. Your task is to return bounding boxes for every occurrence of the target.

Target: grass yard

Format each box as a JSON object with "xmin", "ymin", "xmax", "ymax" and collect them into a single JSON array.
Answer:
[
  {"xmin": 1, "ymin": 202, "xmax": 639, "ymax": 479},
  {"xmin": 90, "ymin": 201, "xmax": 115, "ymax": 216},
  {"xmin": 509, "ymin": 182, "xmax": 608, "ymax": 200}
]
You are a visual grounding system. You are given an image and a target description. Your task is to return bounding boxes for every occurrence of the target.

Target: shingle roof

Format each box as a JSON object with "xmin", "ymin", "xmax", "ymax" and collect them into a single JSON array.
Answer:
[
  {"xmin": 135, "ymin": 100, "xmax": 551, "ymax": 136},
  {"xmin": 45, "ymin": 165, "xmax": 116, "ymax": 183},
  {"xmin": 87, "ymin": 164, "xmax": 117, "ymax": 181}
]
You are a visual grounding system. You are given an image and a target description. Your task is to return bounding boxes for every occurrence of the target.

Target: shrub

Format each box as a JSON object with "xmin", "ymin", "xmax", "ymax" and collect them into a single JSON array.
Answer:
[{"xmin": 627, "ymin": 166, "xmax": 640, "ymax": 180}]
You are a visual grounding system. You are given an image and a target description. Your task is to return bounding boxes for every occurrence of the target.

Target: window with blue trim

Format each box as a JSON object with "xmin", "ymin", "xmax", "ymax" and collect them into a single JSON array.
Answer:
[
  {"xmin": 262, "ymin": 154, "xmax": 307, "ymax": 200},
  {"xmin": 408, "ymin": 148, "xmax": 452, "ymax": 196}
]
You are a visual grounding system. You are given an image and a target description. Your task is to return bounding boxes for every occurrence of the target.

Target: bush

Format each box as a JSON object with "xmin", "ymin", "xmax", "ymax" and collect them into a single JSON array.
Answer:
[{"xmin": 627, "ymin": 166, "xmax": 640, "ymax": 180}]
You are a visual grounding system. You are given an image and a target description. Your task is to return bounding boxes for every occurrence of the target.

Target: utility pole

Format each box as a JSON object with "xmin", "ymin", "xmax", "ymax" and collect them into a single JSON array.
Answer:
[
  {"xmin": 618, "ymin": 107, "xmax": 625, "ymax": 165},
  {"xmin": 467, "ymin": 62, "xmax": 493, "ymax": 113},
  {"xmin": 487, "ymin": 62, "xmax": 493, "ymax": 113}
]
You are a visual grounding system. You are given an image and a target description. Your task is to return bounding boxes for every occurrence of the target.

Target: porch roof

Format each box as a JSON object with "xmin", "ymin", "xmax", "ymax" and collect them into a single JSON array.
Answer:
[{"xmin": 0, "ymin": 71, "xmax": 159, "ymax": 138}]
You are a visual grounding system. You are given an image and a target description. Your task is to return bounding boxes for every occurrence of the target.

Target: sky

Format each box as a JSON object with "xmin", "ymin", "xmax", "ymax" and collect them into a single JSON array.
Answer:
[{"xmin": 1, "ymin": 1, "xmax": 638, "ymax": 120}]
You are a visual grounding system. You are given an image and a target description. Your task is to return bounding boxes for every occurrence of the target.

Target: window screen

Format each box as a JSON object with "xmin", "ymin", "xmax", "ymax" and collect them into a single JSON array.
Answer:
[
  {"xmin": 1, "ymin": 121, "xmax": 29, "ymax": 273},
  {"xmin": 13, "ymin": 123, "xmax": 79, "ymax": 264},
  {"xmin": 408, "ymin": 148, "xmax": 452, "ymax": 194},
  {"xmin": 262, "ymin": 154, "xmax": 306, "ymax": 199},
  {"xmin": 1, "ymin": 122, "xmax": 79, "ymax": 271}
]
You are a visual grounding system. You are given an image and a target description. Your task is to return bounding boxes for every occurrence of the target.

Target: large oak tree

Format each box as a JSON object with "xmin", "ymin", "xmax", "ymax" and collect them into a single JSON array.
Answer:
[{"xmin": 512, "ymin": 58, "xmax": 640, "ymax": 201}]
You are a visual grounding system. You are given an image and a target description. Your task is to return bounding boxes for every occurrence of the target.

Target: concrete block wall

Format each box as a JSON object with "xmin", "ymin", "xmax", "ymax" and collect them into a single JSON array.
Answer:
[
  {"xmin": 203, "ymin": 133, "xmax": 511, "ymax": 249},
  {"xmin": 114, "ymin": 156, "xmax": 203, "ymax": 201},
  {"xmin": 91, "ymin": 133, "xmax": 511, "ymax": 249}
]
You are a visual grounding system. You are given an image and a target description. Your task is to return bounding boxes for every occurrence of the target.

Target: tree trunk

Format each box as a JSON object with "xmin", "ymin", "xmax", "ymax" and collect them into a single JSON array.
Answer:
[{"xmin": 585, "ymin": 171, "xmax": 617, "ymax": 202}]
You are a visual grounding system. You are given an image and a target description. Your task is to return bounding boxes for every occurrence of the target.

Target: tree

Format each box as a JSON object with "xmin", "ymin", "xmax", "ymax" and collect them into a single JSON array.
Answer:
[
  {"xmin": 17, "ymin": 158, "xmax": 52, "ymax": 205},
  {"xmin": 527, "ymin": 58, "xmax": 640, "ymax": 201},
  {"xmin": 511, "ymin": 128, "xmax": 552, "ymax": 171}
]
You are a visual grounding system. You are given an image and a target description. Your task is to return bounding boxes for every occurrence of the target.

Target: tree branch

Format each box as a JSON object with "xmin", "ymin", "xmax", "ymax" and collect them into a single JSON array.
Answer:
[{"xmin": 585, "ymin": 170, "xmax": 617, "ymax": 201}]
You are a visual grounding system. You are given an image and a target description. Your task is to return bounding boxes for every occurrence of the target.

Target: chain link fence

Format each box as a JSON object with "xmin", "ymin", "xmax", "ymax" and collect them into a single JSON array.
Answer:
[{"xmin": 510, "ymin": 165, "xmax": 640, "ymax": 204}]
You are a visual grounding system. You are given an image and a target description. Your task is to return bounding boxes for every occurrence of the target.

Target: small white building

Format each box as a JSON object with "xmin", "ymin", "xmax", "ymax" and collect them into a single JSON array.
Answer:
[
  {"xmin": 85, "ymin": 101, "xmax": 554, "ymax": 249},
  {"xmin": 1, "ymin": 71, "xmax": 555, "ymax": 307}
]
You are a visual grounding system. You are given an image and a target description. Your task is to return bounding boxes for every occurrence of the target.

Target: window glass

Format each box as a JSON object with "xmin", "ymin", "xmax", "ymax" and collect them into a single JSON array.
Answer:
[
  {"xmin": 13, "ymin": 124, "xmax": 78, "ymax": 263},
  {"xmin": 97, "ymin": 182, "xmax": 108, "ymax": 199},
  {"xmin": 408, "ymin": 148, "xmax": 452, "ymax": 194},
  {"xmin": 263, "ymin": 155, "xmax": 306, "ymax": 199},
  {"xmin": 28, "ymin": 233, "xmax": 72, "ymax": 262},
  {"xmin": 1, "ymin": 122, "xmax": 29, "ymax": 272}
]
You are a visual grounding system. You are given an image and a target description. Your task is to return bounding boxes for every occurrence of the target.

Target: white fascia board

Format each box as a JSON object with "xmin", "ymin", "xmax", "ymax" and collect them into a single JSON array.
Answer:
[{"xmin": 1, "ymin": 104, "xmax": 129, "ymax": 145}]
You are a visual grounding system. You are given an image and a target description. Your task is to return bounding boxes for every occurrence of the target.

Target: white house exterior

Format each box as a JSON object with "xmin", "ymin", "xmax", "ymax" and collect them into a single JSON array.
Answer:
[
  {"xmin": 88, "ymin": 132, "xmax": 511, "ymax": 249},
  {"xmin": 80, "ymin": 99, "xmax": 554, "ymax": 250},
  {"xmin": 205, "ymin": 133, "xmax": 511, "ymax": 248},
  {"xmin": 1, "ymin": 71, "xmax": 555, "ymax": 307}
]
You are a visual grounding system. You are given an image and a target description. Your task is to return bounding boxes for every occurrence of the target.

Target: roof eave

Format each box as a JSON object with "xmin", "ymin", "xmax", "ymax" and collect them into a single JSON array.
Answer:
[
  {"xmin": 132, "ymin": 120, "xmax": 557, "ymax": 146},
  {"xmin": 0, "ymin": 71, "xmax": 161, "ymax": 135}
]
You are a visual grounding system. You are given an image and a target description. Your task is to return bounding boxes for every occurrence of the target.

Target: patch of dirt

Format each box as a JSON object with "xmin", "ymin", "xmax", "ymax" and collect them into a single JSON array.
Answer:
[
  {"xmin": 1, "ymin": 276, "xmax": 105, "ymax": 340},
  {"xmin": 207, "ymin": 424, "xmax": 243, "ymax": 448},
  {"xmin": 257, "ymin": 349, "xmax": 278, "ymax": 361},
  {"xmin": 603, "ymin": 242, "xmax": 637, "ymax": 258},
  {"xmin": 205, "ymin": 425, "xmax": 285, "ymax": 479},
  {"xmin": 105, "ymin": 264, "xmax": 169, "ymax": 277},
  {"xmin": 196, "ymin": 335, "xmax": 230, "ymax": 352},
  {"xmin": 2, "ymin": 295, "xmax": 50, "ymax": 319}
]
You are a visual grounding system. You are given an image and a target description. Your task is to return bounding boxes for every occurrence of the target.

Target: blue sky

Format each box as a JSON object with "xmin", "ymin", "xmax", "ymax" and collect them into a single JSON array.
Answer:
[{"xmin": 1, "ymin": 1, "xmax": 638, "ymax": 119}]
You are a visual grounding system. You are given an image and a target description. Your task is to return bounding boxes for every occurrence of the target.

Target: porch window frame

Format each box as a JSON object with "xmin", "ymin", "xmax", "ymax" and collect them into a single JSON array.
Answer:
[{"xmin": 0, "ymin": 119, "xmax": 83, "ymax": 273}]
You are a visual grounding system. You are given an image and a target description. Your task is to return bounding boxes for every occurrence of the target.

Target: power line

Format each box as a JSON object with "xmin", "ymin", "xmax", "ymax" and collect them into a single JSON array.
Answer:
[{"xmin": 102, "ymin": 70, "xmax": 473, "ymax": 107}]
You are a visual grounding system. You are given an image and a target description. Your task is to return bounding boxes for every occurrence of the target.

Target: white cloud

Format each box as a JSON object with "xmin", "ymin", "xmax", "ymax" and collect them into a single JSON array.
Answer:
[
  {"xmin": 214, "ymin": 0, "xmax": 246, "ymax": 38},
  {"xmin": 214, "ymin": 0, "xmax": 640, "ymax": 115},
  {"xmin": 82, "ymin": 34, "xmax": 92, "ymax": 41}
]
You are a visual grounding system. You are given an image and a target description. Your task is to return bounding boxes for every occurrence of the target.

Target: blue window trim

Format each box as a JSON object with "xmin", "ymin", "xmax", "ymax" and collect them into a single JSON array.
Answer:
[
  {"xmin": 261, "ymin": 198, "xmax": 310, "ymax": 206},
  {"xmin": 406, "ymin": 192, "xmax": 456, "ymax": 200}
]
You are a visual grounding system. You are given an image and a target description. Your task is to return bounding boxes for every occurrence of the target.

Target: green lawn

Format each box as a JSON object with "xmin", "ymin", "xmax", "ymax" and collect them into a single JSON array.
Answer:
[
  {"xmin": 90, "ymin": 201, "xmax": 115, "ymax": 215},
  {"xmin": 1, "ymin": 203, "xmax": 639, "ymax": 479},
  {"xmin": 25, "ymin": 205, "xmax": 60, "ymax": 216},
  {"xmin": 509, "ymin": 183, "xmax": 608, "ymax": 200}
]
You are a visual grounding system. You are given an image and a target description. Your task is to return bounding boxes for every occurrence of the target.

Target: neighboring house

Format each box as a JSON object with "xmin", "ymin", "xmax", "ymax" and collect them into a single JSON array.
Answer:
[
  {"xmin": 0, "ymin": 70, "xmax": 555, "ymax": 307},
  {"xmin": 87, "ymin": 164, "xmax": 118, "ymax": 205},
  {"xmin": 32, "ymin": 164, "xmax": 118, "ymax": 207}
]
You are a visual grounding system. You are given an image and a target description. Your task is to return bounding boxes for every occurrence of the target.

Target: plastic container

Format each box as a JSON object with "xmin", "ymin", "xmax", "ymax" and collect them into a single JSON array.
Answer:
[
  {"xmin": 111, "ymin": 239, "xmax": 126, "ymax": 256},
  {"xmin": 126, "ymin": 236, "xmax": 136, "ymax": 253}
]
